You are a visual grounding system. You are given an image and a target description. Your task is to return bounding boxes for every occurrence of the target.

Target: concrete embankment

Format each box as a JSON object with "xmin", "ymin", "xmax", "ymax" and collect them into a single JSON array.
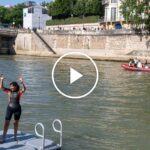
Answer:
[{"xmin": 15, "ymin": 30, "xmax": 150, "ymax": 61}]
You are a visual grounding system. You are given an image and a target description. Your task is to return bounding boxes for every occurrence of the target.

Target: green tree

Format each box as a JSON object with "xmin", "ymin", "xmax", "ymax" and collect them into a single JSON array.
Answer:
[
  {"xmin": 73, "ymin": 0, "xmax": 86, "ymax": 17},
  {"xmin": 85, "ymin": 0, "xmax": 95, "ymax": 16},
  {"xmin": 48, "ymin": 0, "xmax": 72, "ymax": 19},
  {"xmin": 48, "ymin": 2, "xmax": 53, "ymax": 16},
  {"xmin": 85, "ymin": 0, "xmax": 103, "ymax": 16},
  {"xmin": 10, "ymin": 4, "xmax": 25, "ymax": 26},
  {"xmin": 48, "ymin": 0, "xmax": 104, "ymax": 19},
  {"xmin": 51, "ymin": 0, "xmax": 64, "ymax": 18},
  {"xmin": 0, "ymin": 6, "xmax": 10, "ymax": 23},
  {"xmin": 61, "ymin": 0, "xmax": 72, "ymax": 18},
  {"xmin": 70, "ymin": 0, "xmax": 77, "ymax": 16},
  {"xmin": 120, "ymin": 0, "xmax": 150, "ymax": 31}
]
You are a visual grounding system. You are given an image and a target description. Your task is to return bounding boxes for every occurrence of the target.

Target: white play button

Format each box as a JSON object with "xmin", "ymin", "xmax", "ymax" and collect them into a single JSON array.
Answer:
[
  {"xmin": 52, "ymin": 52, "xmax": 99, "ymax": 99},
  {"xmin": 70, "ymin": 68, "xmax": 83, "ymax": 84}
]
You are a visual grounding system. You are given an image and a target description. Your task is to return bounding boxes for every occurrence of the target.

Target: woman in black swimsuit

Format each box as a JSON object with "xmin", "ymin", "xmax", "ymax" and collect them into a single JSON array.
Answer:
[{"xmin": 0, "ymin": 75, "xmax": 26, "ymax": 143}]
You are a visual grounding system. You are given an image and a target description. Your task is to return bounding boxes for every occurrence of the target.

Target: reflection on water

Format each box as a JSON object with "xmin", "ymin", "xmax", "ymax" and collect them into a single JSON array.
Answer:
[{"xmin": 0, "ymin": 56, "xmax": 150, "ymax": 150}]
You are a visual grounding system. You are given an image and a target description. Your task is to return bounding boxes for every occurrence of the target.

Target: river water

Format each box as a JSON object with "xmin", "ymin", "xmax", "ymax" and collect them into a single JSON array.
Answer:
[{"xmin": 0, "ymin": 55, "xmax": 150, "ymax": 150}]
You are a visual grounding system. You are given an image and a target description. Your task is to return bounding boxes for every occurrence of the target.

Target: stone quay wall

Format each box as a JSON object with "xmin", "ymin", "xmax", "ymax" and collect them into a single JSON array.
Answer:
[{"xmin": 15, "ymin": 30, "xmax": 150, "ymax": 59}]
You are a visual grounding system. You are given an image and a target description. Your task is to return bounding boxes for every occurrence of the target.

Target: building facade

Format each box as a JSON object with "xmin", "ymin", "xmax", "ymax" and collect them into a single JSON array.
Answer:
[
  {"xmin": 23, "ymin": 5, "xmax": 52, "ymax": 30},
  {"xmin": 102, "ymin": 0, "xmax": 127, "ymax": 29},
  {"xmin": 103, "ymin": 0, "xmax": 123, "ymax": 23}
]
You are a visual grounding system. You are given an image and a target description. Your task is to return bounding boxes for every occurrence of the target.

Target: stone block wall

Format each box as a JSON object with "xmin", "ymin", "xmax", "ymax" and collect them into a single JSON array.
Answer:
[
  {"xmin": 15, "ymin": 32, "xmax": 54, "ymax": 56},
  {"xmin": 15, "ymin": 31, "xmax": 150, "ymax": 57}
]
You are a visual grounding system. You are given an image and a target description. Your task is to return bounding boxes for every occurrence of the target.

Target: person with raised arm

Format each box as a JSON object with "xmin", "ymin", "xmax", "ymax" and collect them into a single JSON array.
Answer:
[{"xmin": 0, "ymin": 74, "xmax": 26, "ymax": 143}]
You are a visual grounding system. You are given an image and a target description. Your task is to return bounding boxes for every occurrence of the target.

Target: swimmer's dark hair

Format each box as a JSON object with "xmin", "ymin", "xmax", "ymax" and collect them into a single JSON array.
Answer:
[{"xmin": 10, "ymin": 82, "xmax": 20, "ymax": 92}]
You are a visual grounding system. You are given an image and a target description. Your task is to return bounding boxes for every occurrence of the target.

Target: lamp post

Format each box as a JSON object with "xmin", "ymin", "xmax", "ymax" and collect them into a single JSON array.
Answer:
[
  {"xmin": 125, "ymin": 7, "xmax": 129, "ymax": 24},
  {"xmin": 105, "ymin": 7, "xmax": 108, "ymax": 29},
  {"xmin": 12, "ymin": 18, "xmax": 15, "ymax": 28},
  {"xmin": 38, "ymin": 16, "xmax": 40, "ymax": 29}
]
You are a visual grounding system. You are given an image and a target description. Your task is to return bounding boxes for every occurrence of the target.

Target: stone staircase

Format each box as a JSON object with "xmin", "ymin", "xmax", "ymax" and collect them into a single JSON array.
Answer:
[{"xmin": 33, "ymin": 30, "xmax": 56, "ymax": 54}]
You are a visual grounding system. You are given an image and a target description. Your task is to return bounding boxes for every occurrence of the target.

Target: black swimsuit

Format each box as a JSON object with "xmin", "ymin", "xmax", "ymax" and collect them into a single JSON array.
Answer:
[
  {"xmin": 5, "ymin": 105, "xmax": 21, "ymax": 120},
  {"xmin": 3, "ymin": 89, "xmax": 22, "ymax": 121}
]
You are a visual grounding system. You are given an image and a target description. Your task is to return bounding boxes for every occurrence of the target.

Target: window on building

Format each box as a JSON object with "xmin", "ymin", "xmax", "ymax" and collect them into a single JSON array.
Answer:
[
  {"xmin": 105, "ymin": 7, "xmax": 108, "ymax": 21},
  {"xmin": 111, "ymin": 7, "xmax": 116, "ymax": 21},
  {"xmin": 111, "ymin": 0, "xmax": 117, "ymax": 3},
  {"xmin": 28, "ymin": 7, "xmax": 34, "ymax": 13},
  {"xmin": 42, "ymin": 8, "xmax": 48, "ymax": 14}
]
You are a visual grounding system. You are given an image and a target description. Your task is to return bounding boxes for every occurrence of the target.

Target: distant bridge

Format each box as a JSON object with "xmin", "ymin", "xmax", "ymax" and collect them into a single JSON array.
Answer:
[
  {"xmin": 0, "ymin": 28, "xmax": 17, "ymax": 37},
  {"xmin": 0, "ymin": 28, "xmax": 17, "ymax": 54}
]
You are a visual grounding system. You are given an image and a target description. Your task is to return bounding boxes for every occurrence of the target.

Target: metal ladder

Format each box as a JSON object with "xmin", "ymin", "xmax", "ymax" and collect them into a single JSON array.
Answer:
[{"xmin": 35, "ymin": 119, "xmax": 62, "ymax": 150}]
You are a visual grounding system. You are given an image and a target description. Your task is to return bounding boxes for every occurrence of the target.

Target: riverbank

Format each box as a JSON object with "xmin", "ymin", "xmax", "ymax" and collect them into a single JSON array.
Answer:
[
  {"xmin": 13, "ymin": 52, "xmax": 150, "ymax": 64},
  {"xmin": 14, "ymin": 29, "xmax": 150, "ymax": 62}
]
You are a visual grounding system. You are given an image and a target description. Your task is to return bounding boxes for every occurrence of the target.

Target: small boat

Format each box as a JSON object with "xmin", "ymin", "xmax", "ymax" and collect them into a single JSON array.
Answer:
[
  {"xmin": 0, "ymin": 119, "xmax": 62, "ymax": 150},
  {"xmin": 121, "ymin": 63, "xmax": 150, "ymax": 72}
]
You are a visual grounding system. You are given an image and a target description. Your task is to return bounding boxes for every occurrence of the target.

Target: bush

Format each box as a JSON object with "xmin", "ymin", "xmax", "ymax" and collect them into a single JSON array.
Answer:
[{"xmin": 46, "ymin": 16, "xmax": 99, "ymax": 26}]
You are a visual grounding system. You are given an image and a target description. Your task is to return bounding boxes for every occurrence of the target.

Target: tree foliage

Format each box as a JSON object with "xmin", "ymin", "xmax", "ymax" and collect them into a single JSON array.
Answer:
[
  {"xmin": 0, "ymin": 0, "xmax": 104, "ymax": 27},
  {"xmin": 0, "ymin": 6, "xmax": 10, "ymax": 23},
  {"xmin": 48, "ymin": 0, "xmax": 104, "ymax": 19},
  {"xmin": 0, "ymin": 3, "xmax": 25, "ymax": 27},
  {"xmin": 73, "ymin": 0, "xmax": 86, "ymax": 17},
  {"xmin": 120, "ymin": 0, "xmax": 150, "ymax": 32},
  {"xmin": 10, "ymin": 4, "xmax": 25, "ymax": 26}
]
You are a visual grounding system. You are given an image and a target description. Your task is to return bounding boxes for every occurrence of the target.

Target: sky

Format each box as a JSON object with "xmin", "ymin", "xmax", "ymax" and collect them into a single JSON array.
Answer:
[{"xmin": 0, "ymin": 0, "xmax": 52, "ymax": 6}]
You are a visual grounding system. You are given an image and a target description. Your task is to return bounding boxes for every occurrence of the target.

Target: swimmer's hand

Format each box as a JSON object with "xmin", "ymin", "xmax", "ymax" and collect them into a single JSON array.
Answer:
[
  {"xmin": 19, "ymin": 77, "xmax": 26, "ymax": 93},
  {"xmin": 0, "ymin": 74, "xmax": 4, "ymax": 80},
  {"xmin": 19, "ymin": 77, "xmax": 23, "ymax": 83}
]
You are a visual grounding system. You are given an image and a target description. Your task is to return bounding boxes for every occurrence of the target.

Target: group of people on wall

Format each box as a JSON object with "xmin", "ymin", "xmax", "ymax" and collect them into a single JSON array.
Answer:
[{"xmin": 128, "ymin": 58, "xmax": 149, "ymax": 68}]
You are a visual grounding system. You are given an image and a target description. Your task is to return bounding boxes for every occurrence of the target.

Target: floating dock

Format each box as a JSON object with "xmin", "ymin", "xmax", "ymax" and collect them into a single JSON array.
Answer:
[{"xmin": 0, "ymin": 119, "xmax": 62, "ymax": 150}]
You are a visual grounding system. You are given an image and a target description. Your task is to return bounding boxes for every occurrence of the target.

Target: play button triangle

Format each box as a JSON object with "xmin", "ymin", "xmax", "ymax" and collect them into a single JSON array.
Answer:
[{"xmin": 70, "ymin": 68, "xmax": 83, "ymax": 84}]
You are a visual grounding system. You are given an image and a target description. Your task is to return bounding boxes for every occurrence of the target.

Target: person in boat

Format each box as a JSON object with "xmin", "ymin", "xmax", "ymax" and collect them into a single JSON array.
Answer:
[
  {"xmin": 137, "ymin": 60, "xmax": 142, "ymax": 68},
  {"xmin": 133, "ymin": 58, "xmax": 138, "ymax": 67},
  {"xmin": 0, "ymin": 75, "xmax": 26, "ymax": 143},
  {"xmin": 144, "ymin": 60, "xmax": 149, "ymax": 68},
  {"xmin": 128, "ymin": 58, "xmax": 135, "ymax": 67}
]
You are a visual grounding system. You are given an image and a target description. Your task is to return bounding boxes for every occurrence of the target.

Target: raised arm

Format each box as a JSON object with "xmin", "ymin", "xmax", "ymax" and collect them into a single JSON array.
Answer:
[
  {"xmin": 0, "ymin": 74, "xmax": 4, "ymax": 89},
  {"xmin": 19, "ymin": 77, "xmax": 26, "ymax": 94},
  {"xmin": 0, "ymin": 74, "xmax": 10, "ymax": 93}
]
